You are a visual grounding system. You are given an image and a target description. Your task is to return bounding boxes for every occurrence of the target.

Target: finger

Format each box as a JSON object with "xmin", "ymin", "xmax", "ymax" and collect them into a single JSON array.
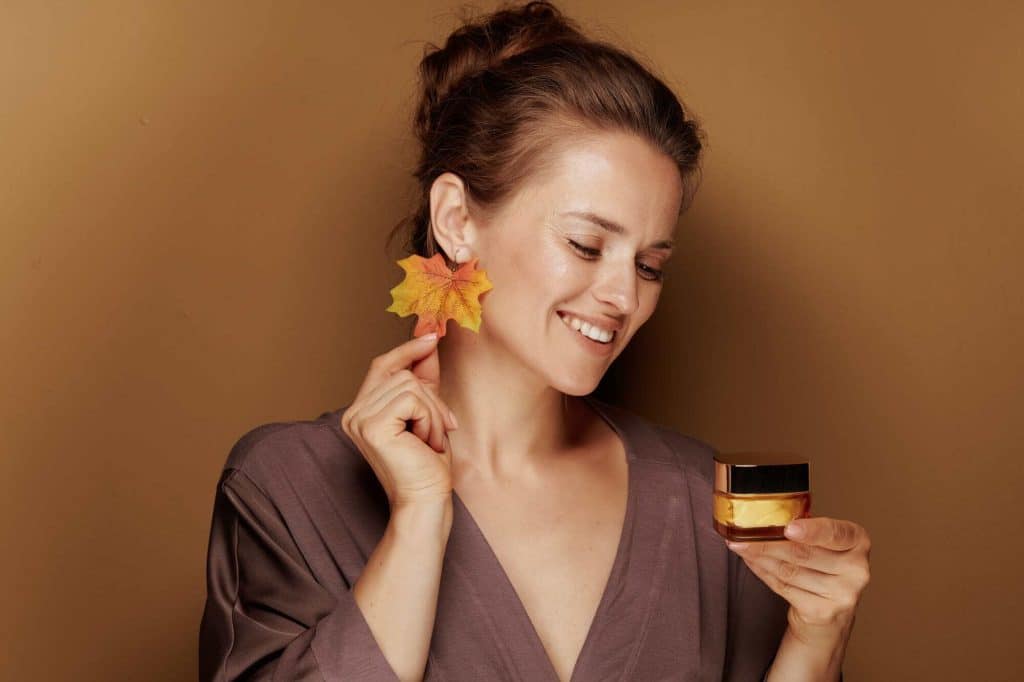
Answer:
[
  {"xmin": 367, "ymin": 333, "xmax": 440, "ymax": 385},
  {"xmin": 363, "ymin": 388, "xmax": 433, "ymax": 446},
  {"xmin": 364, "ymin": 376, "xmax": 447, "ymax": 452},
  {"xmin": 364, "ymin": 335, "xmax": 452, "ymax": 428},
  {"xmin": 364, "ymin": 367, "xmax": 456, "ymax": 434},
  {"xmin": 374, "ymin": 382, "xmax": 445, "ymax": 452},
  {"xmin": 369, "ymin": 370, "xmax": 454, "ymax": 438},
  {"xmin": 726, "ymin": 539, "xmax": 846, "ymax": 576},
  {"xmin": 404, "ymin": 380, "xmax": 456, "ymax": 444},
  {"xmin": 362, "ymin": 369, "xmax": 424, "ymax": 414},
  {"xmin": 733, "ymin": 547, "xmax": 840, "ymax": 599},
  {"xmin": 402, "ymin": 394, "xmax": 436, "ymax": 450},
  {"xmin": 738, "ymin": 554, "xmax": 833, "ymax": 616},
  {"xmin": 784, "ymin": 517, "xmax": 861, "ymax": 551}
]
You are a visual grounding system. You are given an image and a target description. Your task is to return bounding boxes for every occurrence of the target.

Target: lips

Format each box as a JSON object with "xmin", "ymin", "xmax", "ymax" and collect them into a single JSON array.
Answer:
[
  {"xmin": 556, "ymin": 310, "xmax": 623, "ymax": 333},
  {"xmin": 561, "ymin": 311, "xmax": 614, "ymax": 346}
]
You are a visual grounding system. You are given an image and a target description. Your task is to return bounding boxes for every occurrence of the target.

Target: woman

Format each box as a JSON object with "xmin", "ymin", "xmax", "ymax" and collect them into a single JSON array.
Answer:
[{"xmin": 198, "ymin": 2, "xmax": 870, "ymax": 680}]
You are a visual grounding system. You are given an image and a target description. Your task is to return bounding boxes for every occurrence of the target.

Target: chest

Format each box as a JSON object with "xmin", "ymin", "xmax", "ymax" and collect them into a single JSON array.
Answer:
[{"xmin": 453, "ymin": 460, "xmax": 629, "ymax": 681}]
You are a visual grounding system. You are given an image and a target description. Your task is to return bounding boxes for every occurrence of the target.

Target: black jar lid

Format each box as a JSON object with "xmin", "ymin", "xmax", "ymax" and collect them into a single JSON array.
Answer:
[{"xmin": 713, "ymin": 452, "xmax": 809, "ymax": 494}]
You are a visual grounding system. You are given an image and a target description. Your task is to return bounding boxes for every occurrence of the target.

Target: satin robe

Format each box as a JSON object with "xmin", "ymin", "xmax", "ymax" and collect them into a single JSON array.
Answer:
[{"xmin": 199, "ymin": 395, "xmax": 822, "ymax": 681}]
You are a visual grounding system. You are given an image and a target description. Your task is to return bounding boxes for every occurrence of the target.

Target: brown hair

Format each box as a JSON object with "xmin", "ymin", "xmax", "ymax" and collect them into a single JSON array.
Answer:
[{"xmin": 387, "ymin": 0, "xmax": 707, "ymax": 259}]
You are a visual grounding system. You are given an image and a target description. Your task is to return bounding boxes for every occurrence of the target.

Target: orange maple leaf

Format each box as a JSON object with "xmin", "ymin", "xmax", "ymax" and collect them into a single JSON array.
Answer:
[{"xmin": 386, "ymin": 253, "xmax": 494, "ymax": 338}]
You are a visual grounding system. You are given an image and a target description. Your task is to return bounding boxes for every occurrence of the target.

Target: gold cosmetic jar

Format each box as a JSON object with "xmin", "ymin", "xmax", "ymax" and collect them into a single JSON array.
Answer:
[{"xmin": 713, "ymin": 452, "xmax": 811, "ymax": 542}]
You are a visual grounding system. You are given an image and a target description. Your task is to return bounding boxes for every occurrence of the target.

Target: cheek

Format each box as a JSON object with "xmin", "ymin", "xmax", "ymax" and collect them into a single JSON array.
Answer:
[
  {"xmin": 488, "ymin": 246, "xmax": 563, "ymax": 322},
  {"xmin": 545, "ymin": 258, "xmax": 575, "ymax": 288},
  {"xmin": 504, "ymin": 240, "xmax": 579, "ymax": 289},
  {"xmin": 643, "ymin": 286, "xmax": 662, "ymax": 313},
  {"xmin": 642, "ymin": 293, "xmax": 661, "ymax": 322},
  {"xmin": 536, "ymin": 240, "xmax": 574, "ymax": 279}
]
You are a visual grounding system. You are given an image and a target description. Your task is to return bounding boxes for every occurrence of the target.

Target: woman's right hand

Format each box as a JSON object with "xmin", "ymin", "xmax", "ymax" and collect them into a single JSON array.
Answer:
[{"xmin": 340, "ymin": 333, "xmax": 458, "ymax": 509}]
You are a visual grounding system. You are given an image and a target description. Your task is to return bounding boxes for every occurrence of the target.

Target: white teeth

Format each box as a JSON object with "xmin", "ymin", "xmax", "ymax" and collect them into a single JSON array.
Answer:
[{"xmin": 559, "ymin": 312, "xmax": 615, "ymax": 344}]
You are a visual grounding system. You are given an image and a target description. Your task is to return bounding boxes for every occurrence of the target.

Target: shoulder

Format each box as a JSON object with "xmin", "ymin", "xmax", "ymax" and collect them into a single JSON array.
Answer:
[
  {"xmin": 586, "ymin": 395, "xmax": 719, "ymax": 488},
  {"xmin": 218, "ymin": 406, "xmax": 365, "ymax": 495},
  {"xmin": 587, "ymin": 397, "xmax": 729, "ymax": 566},
  {"xmin": 647, "ymin": 421, "xmax": 718, "ymax": 486}
]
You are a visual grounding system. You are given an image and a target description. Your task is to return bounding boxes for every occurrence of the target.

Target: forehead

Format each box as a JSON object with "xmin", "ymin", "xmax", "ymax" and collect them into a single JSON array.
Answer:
[{"xmin": 514, "ymin": 130, "xmax": 684, "ymax": 233}]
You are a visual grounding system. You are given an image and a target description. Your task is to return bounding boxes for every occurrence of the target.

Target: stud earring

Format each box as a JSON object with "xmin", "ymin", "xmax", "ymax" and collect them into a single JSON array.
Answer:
[{"xmin": 451, "ymin": 245, "xmax": 471, "ymax": 270}]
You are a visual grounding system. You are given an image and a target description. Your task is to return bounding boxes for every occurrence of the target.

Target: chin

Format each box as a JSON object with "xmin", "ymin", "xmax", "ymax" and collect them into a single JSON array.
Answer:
[
  {"xmin": 549, "ymin": 370, "xmax": 603, "ymax": 397},
  {"xmin": 557, "ymin": 384, "xmax": 597, "ymax": 398}
]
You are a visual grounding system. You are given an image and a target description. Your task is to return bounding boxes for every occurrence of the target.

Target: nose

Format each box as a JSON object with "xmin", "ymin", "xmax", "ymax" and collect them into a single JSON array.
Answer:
[{"xmin": 592, "ymin": 258, "xmax": 639, "ymax": 316}]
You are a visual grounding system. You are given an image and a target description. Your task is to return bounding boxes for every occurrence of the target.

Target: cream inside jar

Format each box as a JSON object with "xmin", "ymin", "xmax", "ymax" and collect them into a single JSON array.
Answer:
[{"xmin": 712, "ymin": 452, "xmax": 811, "ymax": 542}]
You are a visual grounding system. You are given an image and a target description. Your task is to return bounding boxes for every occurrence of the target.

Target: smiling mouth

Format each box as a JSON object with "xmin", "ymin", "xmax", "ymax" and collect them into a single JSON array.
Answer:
[{"xmin": 557, "ymin": 311, "xmax": 617, "ymax": 345}]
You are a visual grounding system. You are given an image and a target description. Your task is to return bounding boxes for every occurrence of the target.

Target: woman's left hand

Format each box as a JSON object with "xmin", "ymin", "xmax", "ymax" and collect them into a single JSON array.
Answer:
[{"xmin": 726, "ymin": 517, "xmax": 871, "ymax": 645}]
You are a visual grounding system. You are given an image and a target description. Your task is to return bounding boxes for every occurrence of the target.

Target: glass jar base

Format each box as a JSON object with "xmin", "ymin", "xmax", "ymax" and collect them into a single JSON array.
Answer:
[{"xmin": 714, "ymin": 520, "xmax": 788, "ymax": 542}]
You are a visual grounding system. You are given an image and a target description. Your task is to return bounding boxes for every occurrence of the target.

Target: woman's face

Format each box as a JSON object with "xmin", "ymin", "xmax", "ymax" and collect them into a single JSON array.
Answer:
[{"xmin": 443, "ymin": 130, "xmax": 684, "ymax": 395}]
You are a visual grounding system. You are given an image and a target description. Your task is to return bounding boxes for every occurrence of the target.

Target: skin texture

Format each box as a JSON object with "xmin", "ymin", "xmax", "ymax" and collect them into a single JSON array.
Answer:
[
  {"xmin": 424, "ymin": 128, "xmax": 869, "ymax": 679},
  {"xmin": 423, "ymin": 130, "xmax": 684, "ymax": 680},
  {"xmin": 428, "ymin": 129, "xmax": 682, "ymax": 479}
]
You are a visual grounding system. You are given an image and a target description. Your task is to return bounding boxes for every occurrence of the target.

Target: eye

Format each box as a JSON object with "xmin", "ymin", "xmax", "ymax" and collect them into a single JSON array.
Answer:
[
  {"xmin": 637, "ymin": 263, "xmax": 664, "ymax": 282},
  {"xmin": 565, "ymin": 240, "xmax": 602, "ymax": 259},
  {"xmin": 568, "ymin": 239, "xmax": 665, "ymax": 283}
]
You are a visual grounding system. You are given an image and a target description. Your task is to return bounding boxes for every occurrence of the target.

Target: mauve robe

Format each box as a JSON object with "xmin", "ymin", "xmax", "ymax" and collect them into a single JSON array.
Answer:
[{"xmin": 198, "ymin": 395, "xmax": 833, "ymax": 681}]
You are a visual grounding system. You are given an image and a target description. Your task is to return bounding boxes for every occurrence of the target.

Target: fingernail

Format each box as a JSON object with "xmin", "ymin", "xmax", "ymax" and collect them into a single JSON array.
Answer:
[
  {"xmin": 449, "ymin": 409, "xmax": 459, "ymax": 429},
  {"xmin": 727, "ymin": 541, "xmax": 748, "ymax": 551},
  {"xmin": 418, "ymin": 332, "xmax": 438, "ymax": 341},
  {"xmin": 785, "ymin": 523, "xmax": 804, "ymax": 539}
]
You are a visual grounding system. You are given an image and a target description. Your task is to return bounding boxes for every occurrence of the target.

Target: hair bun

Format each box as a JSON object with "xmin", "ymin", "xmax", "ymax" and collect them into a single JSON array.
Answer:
[
  {"xmin": 414, "ymin": 1, "xmax": 584, "ymax": 141},
  {"xmin": 389, "ymin": 0, "xmax": 706, "ymax": 259}
]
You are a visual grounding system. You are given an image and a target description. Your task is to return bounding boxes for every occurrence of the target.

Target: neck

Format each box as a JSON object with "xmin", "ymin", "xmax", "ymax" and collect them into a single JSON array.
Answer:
[{"xmin": 436, "ymin": 327, "xmax": 587, "ymax": 485}]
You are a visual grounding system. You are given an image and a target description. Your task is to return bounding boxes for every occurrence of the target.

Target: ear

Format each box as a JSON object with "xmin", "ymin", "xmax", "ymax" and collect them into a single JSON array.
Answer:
[{"xmin": 429, "ymin": 172, "xmax": 480, "ymax": 262}]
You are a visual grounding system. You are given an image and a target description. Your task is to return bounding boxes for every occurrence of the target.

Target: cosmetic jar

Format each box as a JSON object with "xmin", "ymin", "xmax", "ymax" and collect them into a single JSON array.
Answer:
[{"xmin": 712, "ymin": 452, "xmax": 811, "ymax": 542}]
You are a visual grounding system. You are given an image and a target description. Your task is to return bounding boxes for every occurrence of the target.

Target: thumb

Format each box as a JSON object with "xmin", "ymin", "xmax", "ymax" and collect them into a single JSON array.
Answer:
[{"xmin": 411, "ymin": 346, "xmax": 440, "ymax": 386}]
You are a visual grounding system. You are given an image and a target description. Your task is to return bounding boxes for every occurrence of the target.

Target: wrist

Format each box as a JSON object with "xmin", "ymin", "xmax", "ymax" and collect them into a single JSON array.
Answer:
[
  {"xmin": 389, "ymin": 495, "xmax": 453, "ymax": 543},
  {"xmin": 785, "ymin": 608, "xmax": 854, "ymax": 649}
]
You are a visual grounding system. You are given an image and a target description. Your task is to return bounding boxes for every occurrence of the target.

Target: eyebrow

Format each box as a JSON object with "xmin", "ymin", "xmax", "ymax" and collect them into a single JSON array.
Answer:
[{"xmin": 558, "ymin": 210, "xmax": 675, "ymax": 250}]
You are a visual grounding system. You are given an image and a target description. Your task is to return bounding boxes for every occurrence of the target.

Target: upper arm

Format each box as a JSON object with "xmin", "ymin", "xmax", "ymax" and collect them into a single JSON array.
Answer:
[{"xmin": 198, "ymin": 467, "xmax": 399, "ymax": 681}]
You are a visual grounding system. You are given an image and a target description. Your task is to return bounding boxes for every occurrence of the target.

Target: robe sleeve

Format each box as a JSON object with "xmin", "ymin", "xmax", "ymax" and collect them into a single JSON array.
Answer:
[
  {"xmin": 724, "ymin": 546, "xmax": 845, "ymax": 682},
  {"xmin": 721, "ymin": 548, "xmax": 789, "ymax": 681},
  {"xmin": 198, "ymin": 467, "xmax": 401, "ymax": 682}
]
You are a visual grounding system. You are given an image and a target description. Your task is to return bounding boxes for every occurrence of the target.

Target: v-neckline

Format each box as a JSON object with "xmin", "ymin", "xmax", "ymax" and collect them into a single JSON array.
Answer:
[{"xmin": 449, "ymin": 394, "xmax": 638, "ymax": 682}]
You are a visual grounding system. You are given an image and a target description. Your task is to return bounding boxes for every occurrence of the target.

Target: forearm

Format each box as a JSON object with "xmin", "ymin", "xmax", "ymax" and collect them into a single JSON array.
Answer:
[
  {"xmin": 353, "ymin": 497, "xmax": 453, "ymax": 682},
  {"xmin": 764, "ymin": 619, "xmax": 852, "ymax": 682}
]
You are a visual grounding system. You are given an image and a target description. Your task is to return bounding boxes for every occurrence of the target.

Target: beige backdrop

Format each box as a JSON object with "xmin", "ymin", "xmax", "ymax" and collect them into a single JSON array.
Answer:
[{"xmin": 3, "ymin": 1, "xmax": 1021, "ymax": 680}]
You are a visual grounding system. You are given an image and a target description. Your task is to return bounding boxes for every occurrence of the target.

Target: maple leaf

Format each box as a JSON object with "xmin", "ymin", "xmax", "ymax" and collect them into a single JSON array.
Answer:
[{"xmin": 386, "ymin": 253, "xmax": 494, "ymax": 338}]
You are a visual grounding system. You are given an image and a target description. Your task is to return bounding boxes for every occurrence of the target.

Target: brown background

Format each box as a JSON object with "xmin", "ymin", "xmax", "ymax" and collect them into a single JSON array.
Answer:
[{"xmin": 3, "ymin": 1, "xmax": 1021, "ymax": 680}]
